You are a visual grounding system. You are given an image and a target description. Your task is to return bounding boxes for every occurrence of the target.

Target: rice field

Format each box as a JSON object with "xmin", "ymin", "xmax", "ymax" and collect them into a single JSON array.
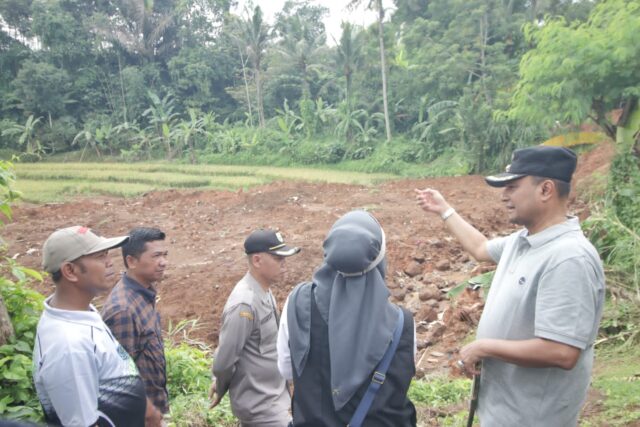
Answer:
[{"xmin": 13, "ymin": 162, "xmax": 397, "ymax": 203}]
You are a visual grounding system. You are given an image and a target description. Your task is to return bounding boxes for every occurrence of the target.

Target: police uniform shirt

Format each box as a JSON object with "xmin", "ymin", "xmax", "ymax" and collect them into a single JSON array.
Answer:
[{"xmin": 213, "ymin": 272, "xmax": 290, "ymax": 426}]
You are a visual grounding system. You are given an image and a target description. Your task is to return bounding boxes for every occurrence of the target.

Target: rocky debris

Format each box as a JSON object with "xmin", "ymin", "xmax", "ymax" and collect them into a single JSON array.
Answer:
[
  {"xmin": 417, "ymin": 305, "xmax": 438, "ymax": 323},
  {"xmin": 419, "ymin": 284, "xmax": 442, "ymax": 302},
  {"xmin": 416, "ymin": 322, "xmax": 429, "ymax": 334},
  {"xmin": 426, "ymin": 322, "xmax": 447, "ymax": 341},
  {"xmin": 455, "ymin": 304, "xmax": 483, "ymax": 325},
  {"xmin": 422, "ymin": 298, "xmax": 439, "ymax": 308},
  {"xmin": 435, "ymin": 260, "xmax": 451, "ymax": 271},
  {"xmin": 404, "ymin": 261, "xmax": 423, "ymax": 277},
  {"xmin": 390, "ymin": 288, "xmax": 406, "ymax": 301},
  {"xmin": 417, "ymin": 339, "xmax": 431, "ymax": 350},
  {"xmin": 435, "ymin": 279, "xmax": 450, "ymax": 290},
  {"xmin": 438, "ymin": 301, "xmax": 450, "ymax": 313},
  {"xmin": 428, "ymin": 238, "xmax": 444, "ymax": 248},
  {"xmin": 410, "ymin": 252, "xmax": 426, "ymax": 263}
]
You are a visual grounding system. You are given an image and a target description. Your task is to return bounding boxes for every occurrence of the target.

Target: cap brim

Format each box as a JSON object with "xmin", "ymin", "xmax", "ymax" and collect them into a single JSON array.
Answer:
[
  {"xmin": 269, "ymin": 246, "xmax": 301, "ymax": 257},
  {"xmin": 484, "ymin": 173, "xmax": 527, "ymax": 188},
  {"xmin": 87, "ymin": 235, "xmax": 129, "ymax": 255}
]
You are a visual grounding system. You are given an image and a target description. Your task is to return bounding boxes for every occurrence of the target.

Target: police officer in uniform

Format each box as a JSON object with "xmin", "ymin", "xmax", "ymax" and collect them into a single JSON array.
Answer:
[{"xmin": 210, "ymin": 229, "xmax": 300, "ymax": 427}]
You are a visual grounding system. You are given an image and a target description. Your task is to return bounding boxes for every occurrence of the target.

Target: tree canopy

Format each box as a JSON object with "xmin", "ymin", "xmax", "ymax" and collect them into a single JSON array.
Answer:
[
  {"xmin": 509, "ymin": 0, "xmax": 640, "ymax": 139},
  {"xmin": 2, "ymin": 0, "xmax": 635, "ymax": 172}
]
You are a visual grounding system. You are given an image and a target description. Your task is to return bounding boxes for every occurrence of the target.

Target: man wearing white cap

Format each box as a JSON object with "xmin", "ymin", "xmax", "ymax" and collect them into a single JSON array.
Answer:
[{"xmin": 33, "ymin": 226, "xmax": 147, "ymax": 427}]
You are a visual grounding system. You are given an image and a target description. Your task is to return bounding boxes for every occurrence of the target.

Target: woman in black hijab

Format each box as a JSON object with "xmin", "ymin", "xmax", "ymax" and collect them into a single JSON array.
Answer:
[{"xmin": 278, "ymin": 210, "xmax": 417, "ymax": 427}]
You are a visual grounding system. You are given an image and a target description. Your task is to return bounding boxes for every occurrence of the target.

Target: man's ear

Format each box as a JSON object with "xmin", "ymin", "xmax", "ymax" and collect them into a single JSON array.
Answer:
[
  {"xmin": 251, "ymin": 253, "xmax": 262, "ymax": 268},
  {"xmin": 60, "ymin": 262, "xmax": 79, "ymax": 283},
  {"xmin": 126, "ymin": 254, "xmax": 138, "ymax": 269},
  {"xmin": 539, "ymin": 179, "xmax": 555, "ymax": 201}
]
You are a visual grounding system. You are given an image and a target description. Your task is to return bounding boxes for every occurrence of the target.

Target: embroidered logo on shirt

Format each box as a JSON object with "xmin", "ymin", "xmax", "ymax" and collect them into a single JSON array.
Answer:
[
  {"xmin": 239, "ymin": 311, "xmax": 254, "ymax": 320},
  {"xmin": 116, "ymin": 344, "xmax": 130, "ymax": 361},
  {"xmin": 518, "ymin": 276, "xmax": 526, "ymax": 286}
]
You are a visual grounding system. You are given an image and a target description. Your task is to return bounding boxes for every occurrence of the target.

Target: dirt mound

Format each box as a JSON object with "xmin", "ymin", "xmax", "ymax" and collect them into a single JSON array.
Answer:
[
  {"xmin": 3, "ymin": 159, "xmax": 604, "ymax": 375},
  {"xmin": 574, "ymin": 141, "xmax": 615, "ymax": 185}
]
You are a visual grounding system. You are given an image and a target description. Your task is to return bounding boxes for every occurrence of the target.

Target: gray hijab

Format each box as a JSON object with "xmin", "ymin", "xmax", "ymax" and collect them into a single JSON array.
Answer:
[{"xmin": 287, "ymin": 210, "xmax": 398, "ymax": 410}]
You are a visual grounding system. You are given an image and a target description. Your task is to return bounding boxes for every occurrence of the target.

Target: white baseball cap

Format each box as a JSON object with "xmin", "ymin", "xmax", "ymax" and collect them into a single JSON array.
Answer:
[{"xmin": 42, "ymin": 226, "xmax": 129, "ymax": 273}]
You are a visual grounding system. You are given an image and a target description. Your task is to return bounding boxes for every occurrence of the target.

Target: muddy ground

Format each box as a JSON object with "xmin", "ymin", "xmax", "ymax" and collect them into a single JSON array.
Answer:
[{"xmin": 3, "ymin": 143, "xmax": 614, "ymax": 381}]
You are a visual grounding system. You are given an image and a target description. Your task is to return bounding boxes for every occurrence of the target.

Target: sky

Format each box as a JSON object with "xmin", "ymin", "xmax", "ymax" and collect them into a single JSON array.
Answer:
[{"xmin": 232, "ymin": 0, "xmax": 396, "ymax": 45}]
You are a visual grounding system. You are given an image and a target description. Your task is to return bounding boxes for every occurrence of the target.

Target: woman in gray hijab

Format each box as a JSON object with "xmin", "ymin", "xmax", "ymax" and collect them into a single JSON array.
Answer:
[{"xmin": 276, "ymin": 210, "xmax": 416, "ymax": 427}]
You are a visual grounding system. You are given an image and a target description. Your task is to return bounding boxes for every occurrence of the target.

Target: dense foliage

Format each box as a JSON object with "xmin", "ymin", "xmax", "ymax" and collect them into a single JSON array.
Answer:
[
  {"xmin": 0, "ymin": 160, "xmax": 44, "ymax": 420},
  {"xmin": 0, "ymin": 0, "xmax": 614, "ymax": 171}
]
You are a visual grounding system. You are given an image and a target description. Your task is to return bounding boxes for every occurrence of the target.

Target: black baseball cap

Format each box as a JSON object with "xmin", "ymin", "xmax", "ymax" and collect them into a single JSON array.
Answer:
[
  {"xmin": 244, "ymin": 229, "xmax": 301, "ymax": 257},
  {"xmin": 485, "ymin": 146, "xmax": 577, "ymax": 187}
]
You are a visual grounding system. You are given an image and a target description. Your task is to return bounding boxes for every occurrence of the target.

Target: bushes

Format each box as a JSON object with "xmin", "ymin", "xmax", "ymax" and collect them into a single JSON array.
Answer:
[
  {"xmin": 1, "ymin": 91, "xmax": 481, "ymax": 175},
  {"xmin": 0, "ymin": 262, "xmax": 44, "ymax": 421},
  {"xmin": 583, "ymin": 111, "xmax": 640, "ymax": 348},
  {"xmin": 164, "ymin": 321, "xmax": 236, "ymax": 427},
  {"xmin": 0, "ymin": 160, "xmax": 44, "ymax": 421}
]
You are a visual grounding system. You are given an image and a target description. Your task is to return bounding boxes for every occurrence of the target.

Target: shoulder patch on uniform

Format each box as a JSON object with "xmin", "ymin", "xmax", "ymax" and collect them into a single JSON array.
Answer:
[{"xmin": 239, "ymin": 311, "xmax": 254, "ymax": 320}]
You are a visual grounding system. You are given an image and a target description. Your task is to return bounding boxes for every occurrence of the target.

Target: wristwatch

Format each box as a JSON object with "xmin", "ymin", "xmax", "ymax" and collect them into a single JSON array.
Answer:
[{"xmin": 441, "ymin": 207, "xmax": 455, "ymax": 221}]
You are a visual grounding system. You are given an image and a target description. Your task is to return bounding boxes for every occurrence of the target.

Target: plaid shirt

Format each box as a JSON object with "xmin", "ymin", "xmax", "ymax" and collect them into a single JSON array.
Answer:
[{"xmin": 102, "ymin": 274, "xmax": 169, "ymax": 413}]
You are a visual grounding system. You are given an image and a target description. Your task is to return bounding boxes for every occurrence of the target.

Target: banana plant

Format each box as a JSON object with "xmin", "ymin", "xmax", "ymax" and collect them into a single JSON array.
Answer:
[
  {"xmin": 171, "ymin": 109, "xmax": 209, "ymax": 164},
  {"xmin": 143, "ymin": 91, "xmax": 180, "ymax": 159},
  {"xmin": 1, "ymin": 115, "xmax": 43, "ymax": 155},
  {"xmin": 275, "ymin": 99, "xmax": 302, "ymax": 138},
  {"xmin": 72, "ymin": 128, "xmax": 102, "ymax": 161}
]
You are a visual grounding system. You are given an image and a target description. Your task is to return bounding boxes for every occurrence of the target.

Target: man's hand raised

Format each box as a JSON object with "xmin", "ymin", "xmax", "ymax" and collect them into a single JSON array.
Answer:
[{"xmin": 415, "ymin": 188, "xmax": 450, "ymax": 216}]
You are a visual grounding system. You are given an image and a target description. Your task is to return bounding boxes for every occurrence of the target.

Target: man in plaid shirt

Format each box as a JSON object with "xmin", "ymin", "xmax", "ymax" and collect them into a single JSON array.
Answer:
[{"xmin": 102, "ymin": 227, "xmax": 169, "ymax": 427}]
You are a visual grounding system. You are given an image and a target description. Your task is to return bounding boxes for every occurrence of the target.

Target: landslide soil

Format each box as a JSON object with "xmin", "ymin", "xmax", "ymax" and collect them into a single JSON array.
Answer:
[{"xmin": 2, "ymin": 142, "xmax": 613, "ymax": 385}]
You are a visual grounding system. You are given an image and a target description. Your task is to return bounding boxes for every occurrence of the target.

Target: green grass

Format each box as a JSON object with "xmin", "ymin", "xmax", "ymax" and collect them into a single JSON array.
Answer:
[
  {"xmin": 409, "ymin": 376, "xmax": 471, "ymax": 426},
  {"xmin": 15, "ymin": 179, "xmax": 163, "ymax": 202},
  {"xmin": 582, "ymin": 347, "xmax": 640, "ymax": 426},
  {"xmin": 13, "ymin": 162, "xmax": 398, "ymax": 203}
]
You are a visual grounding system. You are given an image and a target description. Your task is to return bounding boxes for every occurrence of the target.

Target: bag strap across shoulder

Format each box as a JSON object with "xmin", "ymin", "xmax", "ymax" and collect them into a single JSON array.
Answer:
[{"xmin": 347, "ymin": 306, "xmax": 405, "ymax": 427}]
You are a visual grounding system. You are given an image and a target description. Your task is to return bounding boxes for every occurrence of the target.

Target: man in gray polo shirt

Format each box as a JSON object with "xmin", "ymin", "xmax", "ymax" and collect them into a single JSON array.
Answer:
[{"xmin": 416, "ymin": 146, "xmax": 605, "ymax": 426}]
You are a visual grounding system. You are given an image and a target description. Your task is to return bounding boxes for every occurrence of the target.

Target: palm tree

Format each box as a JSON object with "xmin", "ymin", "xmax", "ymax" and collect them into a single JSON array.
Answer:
[
  {"xmin": 335, "ymin": 22, "xmax": 364, "ymax": 140},
  {"xmin": 347, "ymin": 0, "xmax": 392, "ymax": 141},
  {"xmin": 94, "ymin": 0, "xmax": 175, "ymax": 62},
  {"xmin": 275, "ymin": 15, "xmax": 328, "ymax": 100},
  {"xmin": 236, "ymin": 6, "xmax": 270, "ymax": 128},
  {"xmin": 2, "ymin": 115, "xmax": 43, "ymax": 154}
]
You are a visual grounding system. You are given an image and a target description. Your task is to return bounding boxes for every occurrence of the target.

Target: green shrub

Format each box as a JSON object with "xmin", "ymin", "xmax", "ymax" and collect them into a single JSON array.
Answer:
[
  {"xmin": 408, "ymin": 377, "xmax": 470, "ymax": 408},
  {"xmin": 0, "ymin": 257, "xmax": 44, "ymax": 421},
  {"xmin": 164, "ymin": 322, "xmax": 237, "ymax": 427},
  {"xmin": 38, "ymin": 116, "xmax": 78, "ymax": 154}
]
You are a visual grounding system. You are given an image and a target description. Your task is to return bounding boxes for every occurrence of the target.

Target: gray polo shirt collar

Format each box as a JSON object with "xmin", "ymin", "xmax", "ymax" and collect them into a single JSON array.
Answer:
[{"xmin": 520, "ymin": 216, "xmax": 580, "ymax": 249}]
